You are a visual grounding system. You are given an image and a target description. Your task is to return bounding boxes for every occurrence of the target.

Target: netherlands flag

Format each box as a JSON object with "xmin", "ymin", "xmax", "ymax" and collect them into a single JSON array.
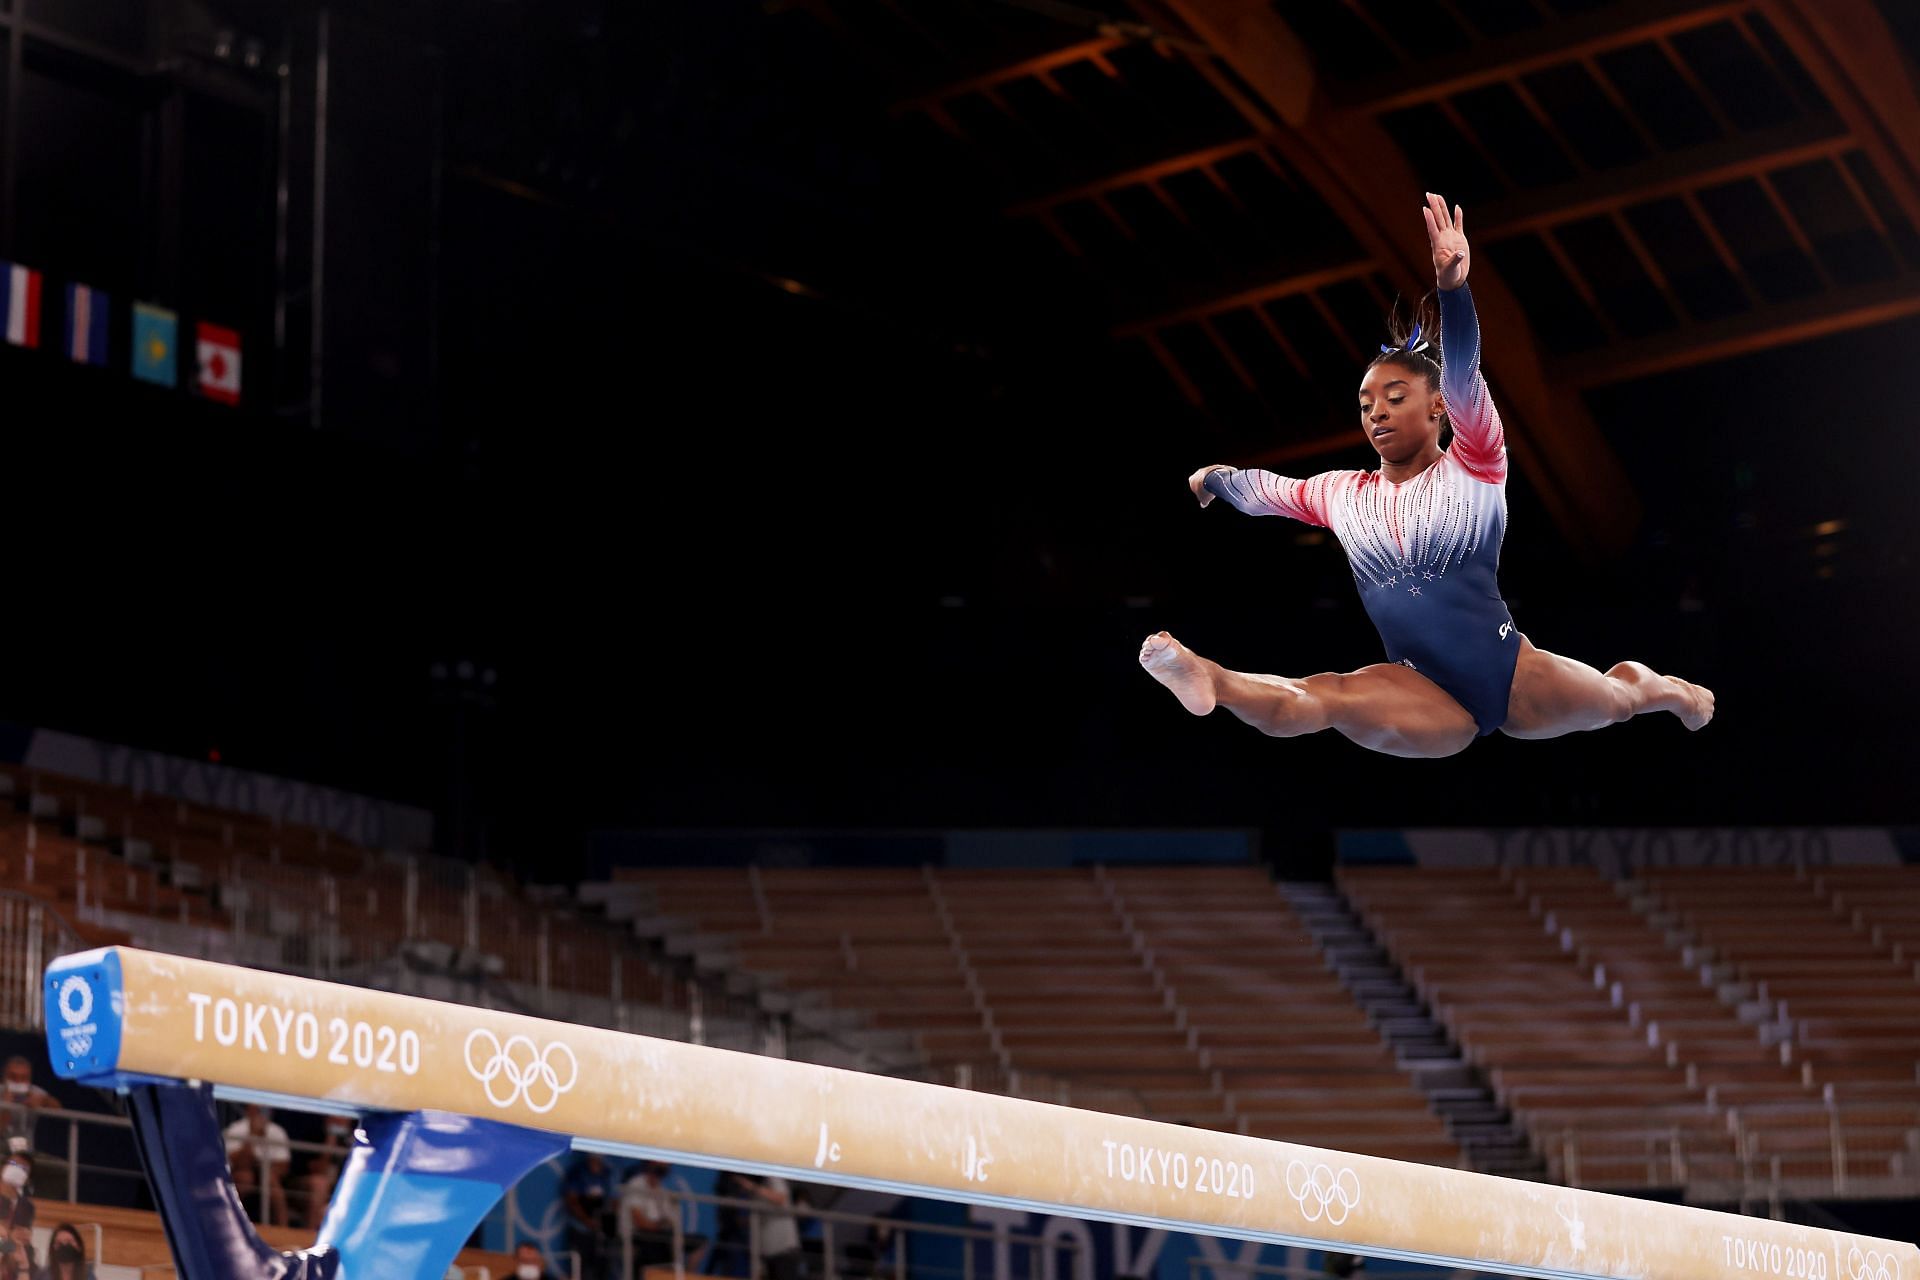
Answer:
[
  {"xmin": 65, "ymin": 284, "xmax": 110, "ymax": 365},
  {"xmin": 1, "ymin": 261, "xmax": 42, "ymax": 349}
]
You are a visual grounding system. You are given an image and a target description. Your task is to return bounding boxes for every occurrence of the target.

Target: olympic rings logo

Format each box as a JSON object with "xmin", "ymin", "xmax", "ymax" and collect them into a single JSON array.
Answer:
[
  {"xmin": 1850, "ymin": 1250, "xmax": 1898, "ymax": 1280},
  {"xmin": 58, "ymin": 976, "xmax": 92, "ymax": 1026},
  {"xmin": 464, "ymin": 1029, "xmax": 579, "ymax": 1113},
  {"xmin": 1284, "ymin": 1160, "xmax": 1361, "ymax": 1226}
]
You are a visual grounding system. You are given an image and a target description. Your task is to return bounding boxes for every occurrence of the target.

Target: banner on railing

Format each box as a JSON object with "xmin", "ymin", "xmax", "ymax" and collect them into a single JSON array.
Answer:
[
  {"xmin": 488, "ymin": 1162, "xmax": 1473, "ymax": 1280},
  {"xmin": 1338, "ymin": 828, "xmax": 1915, "ymax": 874},
  {"xmin": 17, "ymin": 725, "xmax": 433, "ymax": 852}
]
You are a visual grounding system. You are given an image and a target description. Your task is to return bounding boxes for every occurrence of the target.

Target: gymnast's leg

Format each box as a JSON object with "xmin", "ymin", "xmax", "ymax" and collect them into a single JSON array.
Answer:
[
  {"xmin": 1139, "ymin": 631, "xmax": 1477, "ymax": 759},
  {"xmin": 1501, "ymin": 637, "xmax": 1714, "ymax": 739}
]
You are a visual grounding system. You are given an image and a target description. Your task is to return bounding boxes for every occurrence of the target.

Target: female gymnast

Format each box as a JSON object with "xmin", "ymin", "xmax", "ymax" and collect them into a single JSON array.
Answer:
[{"xmin": 1140, "ymin": 193, "xmax": 1713, "ymax": 758}]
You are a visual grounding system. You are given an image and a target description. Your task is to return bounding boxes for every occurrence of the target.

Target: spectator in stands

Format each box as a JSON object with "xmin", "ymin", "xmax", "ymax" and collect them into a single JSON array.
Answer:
[
  {"xmin": 708, "ymin": 1171, "xmax": 759, "ymax": 1277},
  {"xmin": 34, "ymin": 1222, "xmax": 94, "ymax": 1280},
  {"xmin": 0, "ymin": 1151, "xmax": 35, "ymax": 1243},
  {"xmin": 752, "ymin": 1177, "xmax": 804, "ymax": 1280},
  {"xmin": 620, "ymin": 1160, "xmax": 684, "ymax": 1272},
  {"xmin": 224, "ymin": 1105, "xmax": 291, "ymax": 1225},
  {"xmin": 0, "ymin": 1155, "xmax": 32, "ymax": 1280},
  {"xmin": 297, "ymin": 1114, "xmax": 355, "ymax": 1229},
  {"xmin": 2, "ymin": 1059, "xmax": 60, "ymax": 1163},
  {"xmin": 0, "ymin": 1231, "xmax": 31, "ymax": 1280},
  {"xmin": 561, "ymin": 1152, "xmax": 616, "ymax": 1280},
  {"xmin": 514, "ymin": 1242, "xmax": 562, "ymax": 1280}
]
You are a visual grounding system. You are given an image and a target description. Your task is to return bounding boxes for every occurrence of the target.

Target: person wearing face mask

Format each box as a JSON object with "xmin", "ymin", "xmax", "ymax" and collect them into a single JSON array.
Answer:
[
  {"xmin": 511, "ymin": 1242, "xmax": 559, "ymax": 1280},
  {"xmin": 1, "ymin": 1060, "xmax": 60, "ymax": 1168},
  {"xmin": 0, "ymin": 1155, "xmax": 35, "ymax": 1229},
  {"xmin": 33, "ymin": 1221, "xmax": 93, "ymax": 1280},
  {"xmin": 0, "ymin": 1155, "xmax": 34, "ymax": 1280}
]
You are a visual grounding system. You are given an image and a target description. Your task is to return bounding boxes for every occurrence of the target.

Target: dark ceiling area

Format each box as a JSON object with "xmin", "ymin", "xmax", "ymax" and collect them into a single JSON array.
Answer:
[{"xmin": 3, "ymin": 0, "xmax": 1920, "ymax": 873}]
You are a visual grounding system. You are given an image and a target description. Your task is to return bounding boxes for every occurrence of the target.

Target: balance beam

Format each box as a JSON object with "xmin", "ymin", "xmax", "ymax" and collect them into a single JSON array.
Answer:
[{"xmin": 46, "ymin": 947, "xmax": 1918, "ymax": 1280}]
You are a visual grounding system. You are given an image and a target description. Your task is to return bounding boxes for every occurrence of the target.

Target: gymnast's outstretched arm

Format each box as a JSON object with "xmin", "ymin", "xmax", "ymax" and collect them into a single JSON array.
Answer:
[{"xmin": 1185, "ymin": 464, "xmax": 1342, "ymax": 526}]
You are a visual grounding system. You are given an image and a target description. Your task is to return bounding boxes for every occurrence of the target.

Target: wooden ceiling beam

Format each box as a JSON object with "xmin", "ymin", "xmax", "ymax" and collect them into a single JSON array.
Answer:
[
  {"xmin": 1008, "ymin": 138, "xmax": 1265, "ymax": 217},
  {"xmin": 1114, "ymin": 261, "xmax": 1379, "ymax": 336},
  {"xmin": 892, "ymin": 37, "xmax": 1128, "ymax": 115},
  {"xmin": 1762, "ymin": 0, "xmax": 1920, "ymax": 227},
  {"xmin": 1342, "ymin": 0, "xmax": 1750, "ymax": 116},
  {"xmin": 1469, "ymin": 113, "xmax": 1849, "ymax": 238},
  {"xmin": 1557, "ymin": 277, "xmax": 1920, "ymax": 387},
  {"xmin": 1154, "ymin": 0, "xmax": 1641, "ymax": 557},
  {"xmin": 1116, "ymin": 115, "xmax": 1856, "ymax": 338}
]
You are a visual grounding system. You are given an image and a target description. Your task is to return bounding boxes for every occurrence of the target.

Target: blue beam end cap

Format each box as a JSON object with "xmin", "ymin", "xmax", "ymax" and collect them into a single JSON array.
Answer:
[{"xmin": 45, "ymin": 949, "xmax": 125, "ymax": 1081}]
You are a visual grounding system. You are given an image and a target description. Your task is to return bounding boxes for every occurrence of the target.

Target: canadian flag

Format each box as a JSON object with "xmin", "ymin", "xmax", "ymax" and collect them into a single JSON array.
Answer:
[{"xmin": 196, "ymin": 322, "xmax": 241, "ymax": 406}]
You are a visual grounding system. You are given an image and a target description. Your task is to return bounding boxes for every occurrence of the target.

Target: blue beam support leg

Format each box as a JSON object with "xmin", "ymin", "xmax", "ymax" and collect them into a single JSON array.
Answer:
[
  {"xmin": 314, "ymin": 1108, "xmax": 571, "ymax": 1279},
  {"xmin": 125, "ymin": 1082, "xmax": 569, "ymax": 1280}
]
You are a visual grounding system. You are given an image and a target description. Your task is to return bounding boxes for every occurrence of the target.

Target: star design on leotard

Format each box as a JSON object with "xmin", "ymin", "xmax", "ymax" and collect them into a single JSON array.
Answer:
[
  {"xmin": 1422, "ymin": 571, "xmax": 1435, "ymax": 581},
  {"xmin": 1408, "ymin": 585, "xmax": 1422, "ymax": 596},
  {"xmin": 1385, "ymin": 576, "xmax": 1398, "ymax": 587}
]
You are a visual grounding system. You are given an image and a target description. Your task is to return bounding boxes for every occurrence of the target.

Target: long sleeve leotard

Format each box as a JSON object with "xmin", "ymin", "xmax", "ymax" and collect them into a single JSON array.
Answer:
[{"xmin": 1201, "ymin": 284, "xmax": 1519, "ymax": 734}]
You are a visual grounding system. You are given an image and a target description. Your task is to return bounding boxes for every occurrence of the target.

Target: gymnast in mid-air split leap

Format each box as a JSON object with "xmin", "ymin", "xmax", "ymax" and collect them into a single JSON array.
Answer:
[{"xmin": 1140, "ymin": 193, "xmax": 1714, "ymax": 758}]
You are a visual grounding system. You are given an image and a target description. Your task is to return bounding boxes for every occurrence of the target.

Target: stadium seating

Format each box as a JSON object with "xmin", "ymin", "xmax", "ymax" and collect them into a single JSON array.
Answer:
[
  {"xmin": 629, "ymin": 864, "xmax": 1464, "ymax": 1165},
  {"xmin": 2, "ymin": 751, "xmax": 1913, "ymax": 1200},
  {"xmin": 1636, "ymin": 867, "xmax": 1920, "ymax": 1191},
  {"xmin": 0, "ymin": 762, "xmax": 678, "ymax": 1021},
  {"xmin": 1342, "ymin": 863, "xmax": 1920, "ymax": 1196}
]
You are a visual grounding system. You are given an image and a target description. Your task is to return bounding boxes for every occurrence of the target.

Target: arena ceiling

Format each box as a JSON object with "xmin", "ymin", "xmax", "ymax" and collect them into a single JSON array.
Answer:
[{"xmin": 766, "ymin": 0, "xmax": 1920, "ymax": 557}]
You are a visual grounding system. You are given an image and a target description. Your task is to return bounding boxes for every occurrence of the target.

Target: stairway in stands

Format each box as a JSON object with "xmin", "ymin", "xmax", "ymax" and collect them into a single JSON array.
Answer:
[{"xmin": 1279, "ymin": 880, "xmax": 1548, "ymax": 1180}]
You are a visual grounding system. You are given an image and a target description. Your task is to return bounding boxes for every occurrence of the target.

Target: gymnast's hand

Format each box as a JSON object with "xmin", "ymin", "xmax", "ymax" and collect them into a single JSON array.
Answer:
[
  {"xmin": 1189, "ymin": 466, "xmax": 1228, "ymax": 507},
  {"xmin": 1423, "ymin": 191, "xmax": 1469, "ymax": 291}
]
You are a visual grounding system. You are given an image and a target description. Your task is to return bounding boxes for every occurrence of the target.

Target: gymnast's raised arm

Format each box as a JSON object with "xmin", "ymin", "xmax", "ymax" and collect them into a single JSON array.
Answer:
[{"xmin": 1424, "ymin": 192, "xmax": 1506, "ymax": 483}]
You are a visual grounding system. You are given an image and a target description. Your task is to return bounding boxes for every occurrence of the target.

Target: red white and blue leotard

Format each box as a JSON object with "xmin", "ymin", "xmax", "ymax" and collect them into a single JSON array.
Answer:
[{"xmin": 1202, "ymin": 284, "xmax": 1519, "ymax": 735}]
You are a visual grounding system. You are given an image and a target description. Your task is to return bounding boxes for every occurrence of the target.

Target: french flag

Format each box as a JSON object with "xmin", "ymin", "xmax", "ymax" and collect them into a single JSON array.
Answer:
[
  {"xmin": 1, "ymin": 261, "xmax": 42, "ymax": 349},
  {"xmin": 66, "ymin": 283, "xmax": 109, "ymax": 365}
]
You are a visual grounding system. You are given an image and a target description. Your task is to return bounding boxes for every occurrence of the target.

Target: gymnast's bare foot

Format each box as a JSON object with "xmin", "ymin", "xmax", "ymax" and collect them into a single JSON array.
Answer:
[
  {"xmin": 1139, "ymin": 632, "xmax": 1217, "ymax": 715},
  {"xmin": 1673, "ymin": 678, "xmax": 1715, "ymax": 731}
]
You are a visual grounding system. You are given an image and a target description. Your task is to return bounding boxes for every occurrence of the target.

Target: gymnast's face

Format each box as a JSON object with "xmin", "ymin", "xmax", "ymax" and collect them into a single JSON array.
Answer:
[{"xmin": 1357, "ymin": 361, "xmax": 1443, "ymax": 465}]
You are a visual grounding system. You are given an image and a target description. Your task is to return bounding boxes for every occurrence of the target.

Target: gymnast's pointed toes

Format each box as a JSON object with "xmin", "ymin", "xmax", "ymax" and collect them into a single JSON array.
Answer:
[
  {"xmin": 1138, "ymin": 632, "xmax": 1216, "ymax": 716},
  {"xmin": 1679, "ymin": 681, "xmax": 1715, "ymax": 732}
]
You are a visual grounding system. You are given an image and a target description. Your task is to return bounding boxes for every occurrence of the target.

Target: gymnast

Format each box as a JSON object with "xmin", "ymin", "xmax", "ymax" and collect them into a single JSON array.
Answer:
[{"xmin": 1141, "ymin": 192, "xmax": 1713, "ymax": 758}]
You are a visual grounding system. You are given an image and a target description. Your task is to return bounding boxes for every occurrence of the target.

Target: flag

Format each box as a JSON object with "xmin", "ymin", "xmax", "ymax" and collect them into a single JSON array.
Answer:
[
  {"xmin": 65, "ymin": 284, "xmax": 110, "ymax": 366},
  {"xmin": 1, "ymin": 261, "xmax": 42, "ymax": 349},
  {"xmin": 195, "ymin": 322, "xmax": 241, "ymax": 406},
  {"xmin": 132, "ymin": 302, "xmax": 177, "ymax": 387}
]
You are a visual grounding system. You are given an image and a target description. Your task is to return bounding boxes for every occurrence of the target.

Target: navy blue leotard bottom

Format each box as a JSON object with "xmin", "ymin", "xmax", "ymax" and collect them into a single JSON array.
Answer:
[{"xmin": 1359, "ymin": 574, "xmax": 1520, "ymax": 736}]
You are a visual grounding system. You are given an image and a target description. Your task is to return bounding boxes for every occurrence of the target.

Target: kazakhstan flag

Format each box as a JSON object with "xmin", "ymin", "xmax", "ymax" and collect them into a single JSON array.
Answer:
[{"xmin": 132, "ymin": 302, "xmax": 177, "ymax": 387}]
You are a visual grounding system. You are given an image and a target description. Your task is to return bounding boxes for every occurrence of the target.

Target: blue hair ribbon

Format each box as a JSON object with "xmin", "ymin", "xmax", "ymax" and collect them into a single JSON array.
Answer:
[{"xmin": 1379, "ymin": 320, "xmax": 1432, "ymax": 356}]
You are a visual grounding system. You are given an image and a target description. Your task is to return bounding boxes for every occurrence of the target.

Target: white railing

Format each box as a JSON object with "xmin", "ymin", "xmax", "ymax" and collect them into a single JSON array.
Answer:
[
  {"xmin": 1548, "ymin": 1104, "xmax": 1920, "ymax": 1209},
  {"xmin": 615, "ymin": 1187, "xmax": 1079, "ymax": 1280}
]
